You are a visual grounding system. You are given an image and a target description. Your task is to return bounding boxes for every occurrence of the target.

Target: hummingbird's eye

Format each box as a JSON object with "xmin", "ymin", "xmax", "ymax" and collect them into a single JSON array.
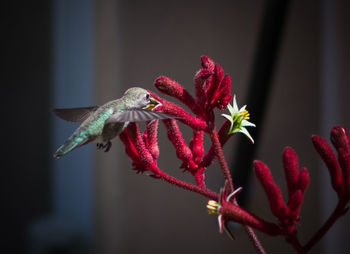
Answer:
[{"xmin": 145, "ymin": 94, "xmax": 150, "ymax": 100}]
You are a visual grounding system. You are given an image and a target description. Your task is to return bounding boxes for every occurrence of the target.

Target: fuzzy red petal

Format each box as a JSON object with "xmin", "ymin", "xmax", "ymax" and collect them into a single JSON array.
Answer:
[
  {"xmin": 254, "ymin": 160, "xmax": 286, "ymax": 220},
  {"xmin": 163, "ymin": 119, "xmax": 197, "ymax": 171},
  {"xmin": 146, "ymin": 120, "xmax": 159, "ymax": 160},
  {"xmin": 129, "ymin": 123, "xmax": 154, "ymax": 169},
  {"xmin": 331, "ymin": 126, "xmax": 350, "ymax": 153},
  {"xmin": 194, "ymin": 68, "xmax": 214, "ymax": 107},
  {"xmin": 283, "ymin": 147, "xmax": 299, "ymax": 200},
  {"xmin": 189, "ymin": 130, "xmax": 204, "ymax": 164},
  {"xmin": 154, "ymin": 76, "xmax": 199, "ymax": 114},
  {"xmin": 201, "ymin": 55, "xmax": 215, "ymax": 71},
  {"xmin": 338, "ymin": 148, "xmax": 350, "ymax": 192},
  {"xmin": 288, "ymin": 190, "xmax": 303, "ymax": 220},
  {"xmin": 312, "ymin": 135, "xmax": 343, "ymax": 194},
  {"xmin": 297, "ymin": 167, "xmax": 310, "ymax": 194}
]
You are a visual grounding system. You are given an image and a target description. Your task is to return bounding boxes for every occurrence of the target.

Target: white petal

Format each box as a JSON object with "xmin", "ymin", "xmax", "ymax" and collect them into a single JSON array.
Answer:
[
  {"xmin": 239, "ymin": 127, "xmax": 255, "ymax": 144},
  {"xmin": 232, "ymin": 95, "xmax": 239, "ymax": 112},
  {"xmin": 227, "ymin": 103, "xmax": 235, "ymax": 115},
  {"xmin": 221, "ymin": 114, "xmax": 233, "ymax": 122},
  {"xmin": 218, "ymin": 215, "xmax": 224, "ymax": 233},
  {"xmin": 226, "ymin": 187, "xmax": 243, "ymax": 202},
  {"xmin": 242, "ymin": 119, "xmax": 256, "ymax": 127},
  {"xmin": 239, "ymin": 105, "xmax": 247, "ymax": 112}
]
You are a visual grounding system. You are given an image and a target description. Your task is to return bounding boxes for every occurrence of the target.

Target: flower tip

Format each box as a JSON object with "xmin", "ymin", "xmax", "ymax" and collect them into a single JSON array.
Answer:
[
  {"xmin": 331, "ymin": 126, "xmax": 350, "ymax": 152},
  {"xmin": 194, "ymin": 68, "xmax": 214, "ymax": 81},
  {"xmin": 201, "ymin": 55, "xmax": 215, "ymax": 70},
  {"xmin": 253, "ymin": 160, "xmax": 265, "ymax": 169}
]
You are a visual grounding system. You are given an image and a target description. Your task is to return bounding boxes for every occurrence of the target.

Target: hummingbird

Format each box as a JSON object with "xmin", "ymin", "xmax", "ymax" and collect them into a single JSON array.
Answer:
[{"xmin": 53, "ymin": 87, "xmax": 172, "ymax": 158}]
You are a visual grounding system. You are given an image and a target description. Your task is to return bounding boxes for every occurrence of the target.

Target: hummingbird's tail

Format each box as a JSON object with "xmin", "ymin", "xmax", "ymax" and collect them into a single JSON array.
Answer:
[{"xmin": 54, "ymin": 134, "xmax": 90, "ymax": 158}]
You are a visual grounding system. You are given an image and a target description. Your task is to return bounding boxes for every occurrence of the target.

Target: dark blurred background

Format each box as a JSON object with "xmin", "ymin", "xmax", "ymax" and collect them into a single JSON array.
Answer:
[{"xmin": 2, "ymin": 0, "xmax": 350, "ymax": 253}]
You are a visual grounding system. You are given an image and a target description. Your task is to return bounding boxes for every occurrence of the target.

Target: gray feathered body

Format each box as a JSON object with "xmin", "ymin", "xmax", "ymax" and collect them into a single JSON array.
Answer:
[{"xmin": 53, "ymin": 87, "xmax": 173, "ymax": 158}]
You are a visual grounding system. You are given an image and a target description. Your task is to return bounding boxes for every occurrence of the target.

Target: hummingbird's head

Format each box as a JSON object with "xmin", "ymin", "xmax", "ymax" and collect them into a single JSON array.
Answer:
[{"xmin": 123, "ymin": 87, "xmax": 160, "ymax": 110}]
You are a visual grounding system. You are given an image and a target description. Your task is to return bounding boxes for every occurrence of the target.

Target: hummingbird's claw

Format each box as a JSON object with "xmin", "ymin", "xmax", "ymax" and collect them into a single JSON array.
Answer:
[
  {"xmin": 96, "ymin": 141, "xmax": 111, "ymax": 152},
  {"xmin": 104, "ymin": 141, "xmax": 112, "ymax": 152}
]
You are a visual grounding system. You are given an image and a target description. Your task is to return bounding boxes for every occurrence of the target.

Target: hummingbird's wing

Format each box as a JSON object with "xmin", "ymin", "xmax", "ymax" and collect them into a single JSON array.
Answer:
[
  {"xmin": 53, "ymin": 106, "xmax": 99, "ymax": 122},
  {"xmin": 105, "ymin": 109, "xmax": 174, "ymax": 123}
]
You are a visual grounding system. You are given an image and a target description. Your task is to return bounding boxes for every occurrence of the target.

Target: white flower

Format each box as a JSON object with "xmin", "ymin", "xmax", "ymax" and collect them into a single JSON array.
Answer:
[{"xmin": 221, "ymin": 95, "xmax": 256, "ymax": 143}]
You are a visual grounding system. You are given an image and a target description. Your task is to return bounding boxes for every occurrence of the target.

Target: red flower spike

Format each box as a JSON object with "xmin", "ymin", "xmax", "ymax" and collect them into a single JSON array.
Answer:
[
  {"xmin": 163, "ymin": 119, "xmax": 198, "ymax": 171},
  {"xmin": 194, "ymin": 69, "xmax": 213, "ymax": 108},
  {"xmin": 254, "ymin": 160, "xmax": 287, "ymax": 220},
  {"xmin": 120, "ymin": 129, "xmax": 140, "ymax": 163},
  {"xmin": 214, "ymin": 74, "xmax": 232, "ymax": 110},
  {"xmin": 206, "ymin": 64, "xmax": 224, "ymax": 108},
  {"xmin": 338, "ymin": 148, "xmax": 350, "ymax": 192},
  {"xmin": 189, "ymin": 130, "xmax": 204, "ymax": 164},
  {"xmin": 128, "ymin": 123, "xmax": 154, "ymax": 169},
  {"xmin": 146, "ymin": 120, "xmax": 159, "ymax": 160},
  {"xmin": 297, "ymin": 167, "xmax": 310, "ymax": 194},
  {"xmin": 330, "ymin": 126, "xmax": 350, "ymax": 192},
  {"xmin": 287, "ymin": 190, "xmax": 303, "ymax": 220},
  {"xmin": 312, "ymin": 135, "xmax": 343, "ymax": 194},
  {"xmin": 149, "ymin": 91, "xmax": 207, "ymax": 131},
  {"xmin": 283, "ymin": 147, "xmax": 300, "ymax": 200},
  {"xmin": 201, "ymin": 55, "xmax": 215, "ymax": 71},
  {"xmin": 154, "ymin": 76, "xmax": 199, "ymax": 115},
  {"xmin": 331, "ymin": 126, "xmax": 350, "ymax": 153}
]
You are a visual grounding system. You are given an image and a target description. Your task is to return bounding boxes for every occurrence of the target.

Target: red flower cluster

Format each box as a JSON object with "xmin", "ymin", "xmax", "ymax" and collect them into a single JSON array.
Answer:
[
  {"xmin": 120, "ymin": 56, "xmax": 235, "ymax": 189},
  {"xmin": 118, "ymin": 55, "xmax": 350, "ymax": 254},
  {"xmin": 154, "ymin": 56, "xmax": 232, "ymax": 122},
  {"xmin": 254, "ymin": 147, "xmax": 310, "ymax": 235},
  {"xmin": 211, "ymin": 126, "xmax": 350, "ymax": 253},
  {"xmin": 312, "ymin": 126, "xmax": 350, "ymax": 200}
]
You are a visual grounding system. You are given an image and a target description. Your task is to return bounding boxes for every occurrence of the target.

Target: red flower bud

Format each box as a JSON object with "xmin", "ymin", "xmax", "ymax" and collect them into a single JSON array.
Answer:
[
  {"xmin": 154, "ymin": 76, "xmax": 199, "ymax": 114},
  {"xmin": 201, "ymin": 55, "xmax": 215, "ymax": 71},
  {"xmin": 331, "ymin": 126, "xmax": 350, "ymax": 153},
  {"xmin": 146, "ymin": 120, "xmax": 159, "ymax": 160},
  {"xmin": 213, "ymin": 74, "xmax": 232, "ymax": 110},
  {"xmin": 338, "ymin": 148, "xmax": 350, "ymax": 192},
  {"xmin": 194, "ymin": 69, "xmax": 213, "ymax": 107},
  {"xmin": 128, "ymin": 123, "xmax": 154, "ymax": 169},
  {"xmin": 254, "ymin": 160, "xmax": 287, "ymax": 220},
  {"xmin": 312, "ymin": 135, "xmax": 343, "ymax": 194},
  {"xmin": 149, "ymin": 91, "xmax": 207, "ymax": 131},
  {"xmin": 206, "ymin": 64, "xmax": 224, "ymax": 108},
  {"xmin": 297, "ymin": 167, "xmax": 310, "ymax": 194},
  {"xmin": 120, "ymin": 128, "xmax": 140, "ymax": 164},
  {"xmin": 288, "ymin": 190, "xmax": 303, "ymax": 219},
  {"xmin": 189, "ymin": 130, "xmax": 204, "ymax": 164},
  {"xmin": 163, "ymin": 119, "xmax": 198, "ymax": 171},
  {"xmin": 283, "ymin": 147, "xmax": 299, "ymax": 199}
]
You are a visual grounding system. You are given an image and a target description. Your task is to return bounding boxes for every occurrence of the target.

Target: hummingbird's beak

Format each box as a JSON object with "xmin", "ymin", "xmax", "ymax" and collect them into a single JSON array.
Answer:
[{"xmin": 144, "ymin": 97, "xmax": 161, "ymax": 110}]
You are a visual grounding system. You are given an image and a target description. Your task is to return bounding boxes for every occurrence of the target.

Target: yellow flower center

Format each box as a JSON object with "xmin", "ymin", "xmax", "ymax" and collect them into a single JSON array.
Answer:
[
  {"xmin": 240, "ymin": 109, "xmax": 250, "ymax": 120},
  {"xmin": 207, "ymin": 200, "xmax": 221, "ymax": 215}
]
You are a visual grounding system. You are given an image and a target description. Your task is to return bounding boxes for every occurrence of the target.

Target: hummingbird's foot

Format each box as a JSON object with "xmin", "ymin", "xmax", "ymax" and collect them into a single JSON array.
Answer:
[
  {"xmin": 97, "ymin": 143, "xmax": 103, "ymax": 149},
  {"xmin": 104, "ymin": 141, "xmax": 112, "ymax": 152}
]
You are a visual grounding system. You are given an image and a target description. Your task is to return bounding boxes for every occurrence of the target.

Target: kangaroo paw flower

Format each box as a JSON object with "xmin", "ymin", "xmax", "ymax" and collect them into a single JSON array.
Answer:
[{"xmin": 221, "ymin": 95, "xmax": 255, "ymax": 143}]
